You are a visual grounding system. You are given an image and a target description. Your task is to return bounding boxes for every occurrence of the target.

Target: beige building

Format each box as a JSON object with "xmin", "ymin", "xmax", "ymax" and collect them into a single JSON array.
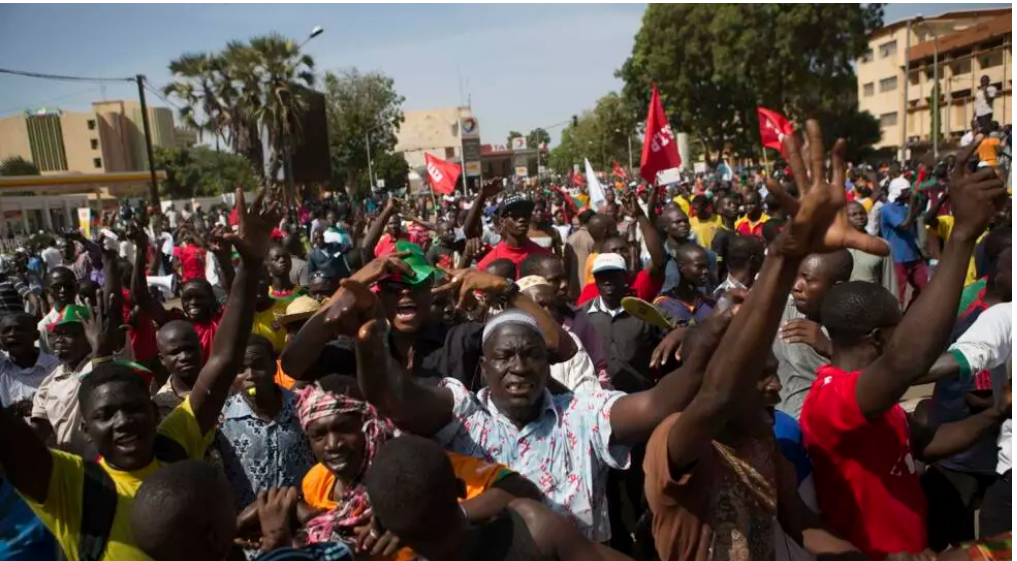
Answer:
[
  {"xmin": 857, "ymin": 8, "xmax": 1011, "ymax": 159},
  {"xmin": 395, "ymin": 106, "xmax": 475, "ymax": 171},
  {"xmin": 0, "ymin": 99, "xmax": 193, "ymax": 175}
]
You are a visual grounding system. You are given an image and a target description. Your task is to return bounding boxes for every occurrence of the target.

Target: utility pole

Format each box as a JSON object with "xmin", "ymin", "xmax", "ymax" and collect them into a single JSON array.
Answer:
[
  {"xmin": 136, "ymin": 74, "xmax": 160, "ymax": 207},
  {"xmin": 365, "ymin": 130, "xmax": 374, "ymax": 191},
  {"xmin": 901, "ymin": 18, "xmax": 913, "ymax": 163}
]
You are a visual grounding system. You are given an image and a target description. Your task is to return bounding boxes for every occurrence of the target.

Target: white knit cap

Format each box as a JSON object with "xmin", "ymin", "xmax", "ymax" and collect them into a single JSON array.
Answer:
[{"xmin": 482, "ymin": 309, "xmax": 544, "ymax": 345}]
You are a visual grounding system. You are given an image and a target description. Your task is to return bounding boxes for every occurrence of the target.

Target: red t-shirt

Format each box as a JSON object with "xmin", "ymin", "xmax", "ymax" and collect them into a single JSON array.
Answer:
[
  {"xmin": 173, "ymin": 245, "xmax": 206, "ymax": 283},
  {"xmin": 121, "ymin": 289, "xmax": 157, "ymax": 362},
  {"xmin": 476, "ymin": 239, "xmax": 552, "ymax": 274},
  {"xmin": 170, "ymin": 308, "xmax": 224, "ymax": 364},
  {"xmin": 800, "ymin": 365, "xmax": 927, "ymax": 559},
  {"xmin": 374, "ymin": 233, "xmax": 409, "ymax": 258},
  {"xmin": 575, "ymin": 269, "xmax": 663, "ymax": 306}
]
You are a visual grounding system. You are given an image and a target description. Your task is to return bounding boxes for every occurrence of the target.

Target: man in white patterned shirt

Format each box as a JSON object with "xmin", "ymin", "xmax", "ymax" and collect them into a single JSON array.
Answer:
[{"xmin": 0, "ymin": 313, "xmax": 59, "ymax": 414}]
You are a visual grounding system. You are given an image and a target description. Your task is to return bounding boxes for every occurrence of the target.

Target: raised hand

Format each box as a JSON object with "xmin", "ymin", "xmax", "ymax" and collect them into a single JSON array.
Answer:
[
  {"xmin": 779, "ymin": 318, "xmax": 832, "ymax": 357},
  {"xmin": 256, "ymin": 487, "xmax": 299, "ymax": 552},
  {"xmin": 350, "ymin": 251, "xmax": 415, "ymax": 286},
  {"xmin": 480, "ymin": 177, "xmax": 504, "ymax": 199},
  {"xmin": 83, "ymin": 292, "xmax": 123, "ymax": 358},
  {"xmin": 322, "ymin": 279, "xmax": 380, "ymax": 336},
  {"xmin": 223, "ymin": 186, "xmax": 282, "ymax": 265},
  {"xmin": 948, "ymin": 136, "xmax": 1007, "ymax": 242},
  {"xmin": 207, "ymin": 226, "xmax": 231, "ymax": 257},
  {"xmin": 433, "ymin": 265, "xmax": 510, "ymax": 309},
  {"xmin": 773, "ymin": 120, "xmax": 889, "ymax": 257}
]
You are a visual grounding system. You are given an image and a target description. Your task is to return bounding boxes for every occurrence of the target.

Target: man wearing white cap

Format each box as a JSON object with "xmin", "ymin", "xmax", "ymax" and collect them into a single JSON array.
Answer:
[{"xmin": 879, "ymin": 163, "xmax": 927, "ymax": 306}]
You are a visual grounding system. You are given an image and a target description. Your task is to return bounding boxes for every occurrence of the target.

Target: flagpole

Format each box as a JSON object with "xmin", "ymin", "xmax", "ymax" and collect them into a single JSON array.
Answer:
[{"xmin": 761, "ymin": 147, "xmax": 771, "ymax": 179}]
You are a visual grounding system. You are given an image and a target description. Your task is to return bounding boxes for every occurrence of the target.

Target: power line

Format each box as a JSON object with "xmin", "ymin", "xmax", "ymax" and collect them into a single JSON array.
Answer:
[
  {"xmin": 143, "ymin": 82, "xmax": 184, "ymax": 112},
  {"xmin": 0, "ymin": 67, "xmax": 134, "ymax": 83}
]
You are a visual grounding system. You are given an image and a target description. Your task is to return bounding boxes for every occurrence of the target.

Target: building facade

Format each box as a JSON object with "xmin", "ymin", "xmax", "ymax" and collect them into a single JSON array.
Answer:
[
  {"xmin": 856, "ymin": 8, "xmax": 1011, "ymax": 159},
  {"xmin": 395, "ymin": 106, "xmax": 475, "ymax": 171},
  {"xmin": 0, "ymin": 99, "xmax": 194, "ymax": 175}
]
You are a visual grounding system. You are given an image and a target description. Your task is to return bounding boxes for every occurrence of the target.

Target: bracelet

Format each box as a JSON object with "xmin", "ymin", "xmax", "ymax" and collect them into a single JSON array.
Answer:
[{"xmin": 91, "ymin": 356, "xmax": 114, "ymax": 366}]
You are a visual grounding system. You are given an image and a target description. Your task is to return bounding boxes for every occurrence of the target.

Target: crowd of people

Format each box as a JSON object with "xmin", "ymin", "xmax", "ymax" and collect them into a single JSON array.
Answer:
[{"xmin": 0, "ymin": 117, "xmax": 1010, "ymax": 561}]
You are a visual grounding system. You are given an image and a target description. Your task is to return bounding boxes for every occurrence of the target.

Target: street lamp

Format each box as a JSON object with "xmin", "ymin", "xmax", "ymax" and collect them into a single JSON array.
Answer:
[
  {"xmin": 298, "ymin": 25, "xmax": 324, "ymax": 49},
  {"xmin": 615, "ymin": 128, "xmax": 633, "ymax": 176},
  {"xmin": 284, "ymin": 25, "xmax": 324, "ymax": 207}
]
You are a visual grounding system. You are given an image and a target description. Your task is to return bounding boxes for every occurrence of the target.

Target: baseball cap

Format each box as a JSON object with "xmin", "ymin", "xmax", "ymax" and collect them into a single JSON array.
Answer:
[
  {"xmin": 49, "ymin": 304, "xmax": 90, "ymax": 331},
  {"xmin": 498, "ymin": 193, "xmax": 535, "ymax": 216},
  {"xmin": 279, "ymin": 296, "xmax": 322, "ymax": 326},
  {"xmin": 388, "ymin": 241, "xmax": 437, "ymax": 286},
  {"xmin": 591, "ymin": 253, "xmax": 627, "ymax": 274}
]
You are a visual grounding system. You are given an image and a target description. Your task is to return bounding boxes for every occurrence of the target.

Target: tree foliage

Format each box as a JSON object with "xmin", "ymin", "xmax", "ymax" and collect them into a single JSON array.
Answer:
[
  {"xmin": 164, "ymin": 33, "xmax": 316, "ymax": 179},
  {"xmin": 547, "ymin": 92, "xmax": 639, "ymax": 173},
  {"xmin": 322, "ymin": 68, "xmax": 405, "ymax": 195},
  {"xmin": 0, "ymin": 156, "xmax": 40, "ymax": 176},
  {"xmin": 507, "ymin": 130, "xmax": 523, "ymax": 148},
  {"xmin": 617, "ymin": 4, "xmax": 884, "ymax": 163},
  {"xmin": 526, "ymin": 128, "xmax": 551, "ymax": 150},
  {"xmin": 153, "ymin": 145, "xmax": 259, "ymax": 200}
]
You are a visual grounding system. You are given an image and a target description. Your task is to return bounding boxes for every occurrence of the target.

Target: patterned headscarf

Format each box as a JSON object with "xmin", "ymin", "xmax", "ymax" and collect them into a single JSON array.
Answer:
[{"xmin": 296, "ymin": 384, "xmax": 395, "ymax": 545}]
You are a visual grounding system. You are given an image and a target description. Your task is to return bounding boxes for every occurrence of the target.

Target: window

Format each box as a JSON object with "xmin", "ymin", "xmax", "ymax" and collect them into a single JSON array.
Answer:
[
  {"xmin": 444, "ymin": 147, "xmax": 455, "ymax": 159},
  {"xmin": 879, "ymin": 40, "xmax": 897, "ymax": 58},
  {"xmin": 861, "ymin": 48, "xmax": 874, "ymax": 63},
  {"xmin": 879, "ymin": 112, "xmax": 898, "ymax": 127},
  {"xmin": 87, "ymin": 119, "xmax": 96, "ymax": 130},
  {"xmin": 90, "ymin": 138, "xmax": 99, "ymax": 150},
  {"xmin": 92, "ymin": 157, "xmax": 102, "ymax": 169},
  {"xmin": 863, "ymin": 83, "xmax": 875, "ymax": 97},
  {"xmin": 951, "ymin": 58, "xmax": 971, "ymax": 76},
  {"xmin": 908, "ymin": 71, "xmax": 920, "ymax": 86},
  {"xmin": 879, "ymin": 76, "xmax": 898, "ymax": 93},
  {"xmin": 951, "ymin": 88, "xmax": 972, "ymax": 100},
  {"xmin": 980, "ymin": 51, "xmax": 1003, "ymax": 69}
]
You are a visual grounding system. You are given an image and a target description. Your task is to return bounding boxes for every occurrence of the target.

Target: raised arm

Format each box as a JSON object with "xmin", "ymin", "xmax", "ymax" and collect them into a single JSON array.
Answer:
[
  {"xmin": 462, "ymin": 179, "xmax": 502, "ymax": 238},
  {"xmin": 0, "ymin": 403, "xmax": 53, "ymax": 503},
  {"xmin": 855, "ymin": 139, "xmax": 1006, "ymax": 420},
  {"xmin": 623, "ymin": 190, "xmax": 665, "ymax": 278},
  {"xmin": 189, "ymin": 188, "xmax": 281, "ymax": 434},
  {"xmin": 360, "ymin": 198, "xmax": 399, "ymax": 256},
  {"xmin": 129, "ymin": 226, "xmax": 173, "ymax": 326},
  {"xmin": 207, "ymin": 226, "xmax": 236, "ymax": 293},
  {"xmin": 910, "ymin": 383, "xmax": 1010, "ymax": 463}
]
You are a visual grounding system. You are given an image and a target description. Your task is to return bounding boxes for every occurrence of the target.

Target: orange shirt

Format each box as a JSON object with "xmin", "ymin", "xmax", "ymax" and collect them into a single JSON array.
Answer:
[
  {"xmin": 302, "ymin": 452, "xmax": 513, "ymax": 560},
  {"xmin": 274, "ymin": 360, "xmax": 298, "ymax": 390},
  {"xmin": 977, "ymin": 137, "xmax": 1000, "ymax": 166}
]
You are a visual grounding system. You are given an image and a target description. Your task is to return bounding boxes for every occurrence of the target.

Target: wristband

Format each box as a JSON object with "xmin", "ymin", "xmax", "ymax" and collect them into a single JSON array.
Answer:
[{"xmin": 91, "ymin": 356, "xmax": 114, "ymax": 367}]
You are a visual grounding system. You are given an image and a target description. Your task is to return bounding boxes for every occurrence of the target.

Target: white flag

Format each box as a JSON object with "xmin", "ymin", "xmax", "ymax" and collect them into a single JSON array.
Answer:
[{"xmin": 585, "ymin": 159, "xmax": 606, "ymax": 210}]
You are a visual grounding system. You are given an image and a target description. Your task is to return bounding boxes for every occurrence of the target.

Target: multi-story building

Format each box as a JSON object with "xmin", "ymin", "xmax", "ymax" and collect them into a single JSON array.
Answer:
[
  {"xmin": 0, "ymin": 99, "xmax": 193, "ymax": 175},
  {"xmin": 395, "ymin": 106, "xmax": 475, "ymax": 170},
  {"xmin": 856, "ymin": 8, "xmax": 1011, "ymax": 160}
]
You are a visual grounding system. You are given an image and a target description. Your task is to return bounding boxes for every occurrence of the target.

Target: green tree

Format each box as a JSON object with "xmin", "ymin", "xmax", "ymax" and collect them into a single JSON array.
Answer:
[
  {"xmin": 0, "ymin": 156, "xmax": 40, "ymax": 176},
  {"xmin": 546, "ymin": 93, "xmax": 640, "ymax": 173},
  {"xmin": 526, "ymin": 128, "xmax": 551, "ymax": 150},
  {"xmin": 154, "ymin": 145, "xmax": 259, "ymax": 199},
  {"xmin": 617, "ymin": 4, "xmax": 883, "ymax": 163},
  {"xmin": 164, "ymin": 33, "xmax": 316, "ymax": 186},
  {"xmin": 322, "ymin": 68, "xmax": 405, "ymax": 195}
]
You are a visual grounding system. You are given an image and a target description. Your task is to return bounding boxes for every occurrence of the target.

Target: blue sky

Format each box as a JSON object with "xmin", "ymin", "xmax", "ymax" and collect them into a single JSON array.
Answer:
[{"xmin": 0, "ymin": 3, "xmax": 1005, "ymax": 147}]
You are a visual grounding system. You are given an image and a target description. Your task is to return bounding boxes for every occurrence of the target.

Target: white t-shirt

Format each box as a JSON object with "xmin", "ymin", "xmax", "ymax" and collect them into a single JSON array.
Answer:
[
  {"xmin": 41, "ymin": 247, "xmax": 63, "ymax": 271},
  {"xmin": 165, "ymin": 209, "xmax": 179, "ymax": 228},
  {"xmin": 119, "ymin": 239, "xmax": 136, "ymax": 263},
  {"xmin": 974, "ymin": 86, "xmax": 998, "ymax": 117}
]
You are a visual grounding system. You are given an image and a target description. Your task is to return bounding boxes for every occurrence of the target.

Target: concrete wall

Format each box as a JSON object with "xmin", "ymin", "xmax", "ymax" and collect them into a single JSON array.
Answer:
[{"xmin": 0, "ymin": 117, "xmax": 30, "ymax": 162}]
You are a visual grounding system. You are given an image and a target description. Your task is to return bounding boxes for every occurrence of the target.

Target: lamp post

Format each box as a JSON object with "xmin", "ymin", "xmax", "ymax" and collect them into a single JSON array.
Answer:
[
  {"xmin": 285, "ymin": 25, "xmax": 324, "ymax": 207},
  {"xmin": 616, "ymin": 128, "xmax": 633, "ymax": 175},
  {"xmin": 298, "ymin": 25, "xmax": 324, "ymax": 49}
]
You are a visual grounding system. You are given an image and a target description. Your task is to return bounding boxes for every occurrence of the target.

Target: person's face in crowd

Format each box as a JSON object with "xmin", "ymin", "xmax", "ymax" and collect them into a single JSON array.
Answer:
[
  {"xmin": 181, "ymin": 283, "xmax": 216, "ymax": 323},
  {"xmin": 743, "ymin": 192, "xmax": 762, "ymax": 218},
  {"xmin": 678, "ymin": 249, "xmax": 710, "ymax": 287},
  {"xmin": 604, "ymin": 190, "xmax": 616, "ymax": 203},
  {"xmin": 594, "ymin": 269, "xmax": 629, "ymax": 307},
  {"xmin": 385, "ymin": 216, "xmax": 402, "ymax": 237},
  {"xmin": 981, "ymin": 75, "xmax": 990, "ymax": 88},
  {"xmin": 530, "ymin": 202, "xmax": 548, "ymax": 226},
  {"xmin": 430, "ymin": 289, "xmax": 457, "ymax": 324},
  {"xmin": 692, "ymin": 199, "xmax": 711, "ymax": 219},
  {"xmin": 525, "ymin": 285, "xmax": 563, "ymax": 323},
  {"xmin": 308, "ymin": 273, "xmax": 338, "ymax": 302},
  {"xmin": 312, "ymin": 230, "xmax": 325, "ymax": 248},
  {"xmin": 379, "ymin": 278, "xmax": 433, "ymax": 334},
  {"xmin": 47, "ymin": 269, "xmax": 77, "ymax": 309},
  {"xmin": 500, "ymin": 207, "xmax": 531, "ymax": 239},
  {"xmin": 661, "ymin": 209, "xmax": 691, "ymax": 241},
  {"xmin": 77, "ymin": 280, "xmax": 100, "ymax": 306},
  {"xmin": 326, "ymin": 211, "xmax": 339, "ymax": 227},
  {"xmin": 62, "ymin": 239, "xmax": 76, "ymax": 261},
  {"xmin": 306, "ymin": 411, "xmax": 367, "ymax": 483},
  {"xmin": 791, "ymin": 256, "xmax": 837, "ymax": 318},
  {"xmin": 157, "ymin": 325, "xmax": 203, "ymax": 386},
  {"xmin": 996, "ymin": 247, "xmax": 1012, "ymax": 302},
  {"xmin": 266, "ymin": 246, "xmax": 292, "ymax": 281},
  {"xmin": 437, "ymin": 222, "xmax": 455, "ymax": 246},
  {"xmin": 846, "ymin": 202, "xmax": 868, "ymax": 233},
  {"xmin": 535, "ymin": 259, "xmax": 569, "ymax": 310},
  {"xmin": 601, "ymin": 238, "xmax": 632, "ymax": 271},
  {"xmin": 12, "ymin": 252, "xmax": 27, "ymax": 274},
  {"xmin": 50, "ymin": 323, "xmax": 91, "ymax": 366},
  {"xmin": 481, "ymin": 325, "xmax": 550, "ymax": 424},
  {"xmin": 237, "ymin": 344, "xmax": 276, "ymax": 394},
  {"xmin": 550, "ymin": 191, "xmax": 564, "ymax": 206},
  {"xmin": 0, "ymin": 315, "xmax": 38, "ymax": 359},
  {"xmin": 718, "ymin": 196, "xmax": 740, "ymax": 222},
  {"xmin": 82, "ymin": 380, "xmax": 159, "ymax": 471}
]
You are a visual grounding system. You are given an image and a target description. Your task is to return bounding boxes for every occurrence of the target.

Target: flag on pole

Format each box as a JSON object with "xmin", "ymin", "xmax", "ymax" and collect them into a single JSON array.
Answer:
[
  {"xmin": 611, "ymin": 160, "xmax": 628, "ymax": 179},
  {"xmin": 585, "ymin": 159, "xmax": 606, "ymax": 210},
  {"xmin": 640, "ymin": 83, "xmax": 681, "ymax": 184},
  {"xmin": 757, "ymin": 106, "xmax": 793, "ymax": 157},
  {"xmin": 425, "ymin": 153, "xmax": 461, "ymax": 195},
  {"xmin": 571, "ymin": 170, "xmax": 586, "ymax": 187}
]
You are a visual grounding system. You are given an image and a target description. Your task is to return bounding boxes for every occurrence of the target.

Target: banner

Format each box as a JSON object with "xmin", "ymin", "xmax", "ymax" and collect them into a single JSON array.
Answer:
[
  {"xmin": 640, "ymin": 83, "xmax": 681, "ymax": 184},
  {"xmin": 425, "ymin": 153, "xmax": 461, "ymax": 195},
  {"xmin": 757, "ymin": 106, "xmax": 793, "ymax": 156},
  {"xmin": 585, "ymin": 159, "xmax": 606, "ymax": 210},
  {"xmin": 77, "ymin": 208, "xmax": 91, "ymax": 239}
]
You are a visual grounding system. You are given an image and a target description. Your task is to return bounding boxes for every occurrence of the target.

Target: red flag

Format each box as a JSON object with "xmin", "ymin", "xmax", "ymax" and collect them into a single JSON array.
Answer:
[
  {"xmin": 571, "ymin": 171, "xmax": 586, "ymax": 187},
  {"xmin": 640, "ymin": 83, "xmax": 681, "ymax": 184},
  {"xmin": 425, "ymin": 153, "xmax": 461, "ymax": 195},
  {"xmin": 611, "ymin": 160, "xmax": 628, "ymax": 179},
  {"xmin": 757, "ymin": 107, "xmax": 793, "ymax": 156}
]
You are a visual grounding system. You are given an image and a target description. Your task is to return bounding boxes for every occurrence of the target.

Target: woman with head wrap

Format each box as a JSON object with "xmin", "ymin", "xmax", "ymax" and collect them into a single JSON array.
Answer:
[{"xmin": 296, "ymin": 378, "xmax": 542, "ymax": 560}]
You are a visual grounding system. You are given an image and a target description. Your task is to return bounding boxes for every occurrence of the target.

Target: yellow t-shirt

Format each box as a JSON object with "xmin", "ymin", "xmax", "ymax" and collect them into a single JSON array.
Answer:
[
  {"xmin": 977, "ymin": 137, "xmax": 1000, "ymax": 166},
  {"xmin": 253, "ymin": 300, "xmax": 289, "ymax": 353},
  {"xmin": 672, "ymin": 195, "xmax": 691, "ymax": 217},
  {"xmin": 22, "ymin": 398, "xmax": 209, "ymax": 561},
  {"xmin": 690, "ymin": 214, "xmax": 722, "ymax": 248},
  {"xmin": 927, "ymin": 214, "xmax": 979, "ymax": 285}
]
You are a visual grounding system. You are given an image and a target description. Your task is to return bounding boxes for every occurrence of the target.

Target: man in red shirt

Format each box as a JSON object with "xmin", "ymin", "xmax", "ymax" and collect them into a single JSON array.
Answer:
[
  {"xmin": 476, "ymin": 193, "xmax": 551, "ymax": 274},
  {"xmin": 800, "ymin": 141, "xmax": 1008, "ymax": 559}
]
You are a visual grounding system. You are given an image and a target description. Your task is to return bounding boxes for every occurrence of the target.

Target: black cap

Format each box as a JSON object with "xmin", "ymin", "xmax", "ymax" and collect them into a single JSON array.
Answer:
[{"xmin": 498, "ymin": 193, "xmax": 535, "ymax": 216}]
